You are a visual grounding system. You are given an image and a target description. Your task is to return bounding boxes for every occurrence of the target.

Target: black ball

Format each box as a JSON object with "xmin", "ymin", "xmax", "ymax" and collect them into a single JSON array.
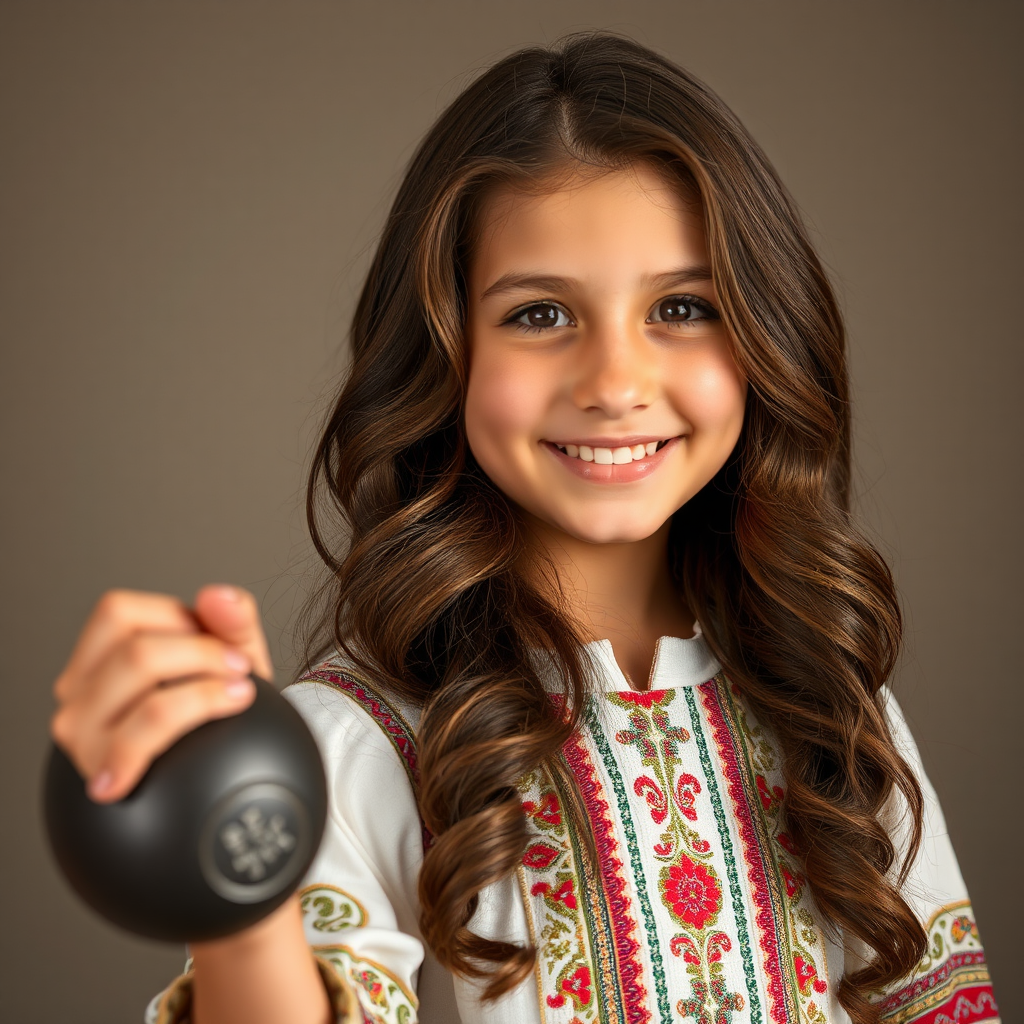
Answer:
[{"xmin": 44, "ymin": 674, "xmax": 327, "ymax": 943}]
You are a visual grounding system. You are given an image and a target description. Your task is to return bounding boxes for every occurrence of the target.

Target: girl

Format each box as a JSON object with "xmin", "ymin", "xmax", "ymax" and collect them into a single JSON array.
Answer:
[{"xmin": 50, "ymin": 32, "xmax": 998, "ymax": 1024}]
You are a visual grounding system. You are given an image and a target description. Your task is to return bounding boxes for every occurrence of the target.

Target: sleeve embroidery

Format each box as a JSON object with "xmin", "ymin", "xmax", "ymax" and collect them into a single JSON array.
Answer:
[
  {"xmin": 877, "ymin": 900, "xmax": 998, "ymax": 1024},
  {"xmin": 315, "ymin": 945, "xmax": 419, "ymax": 1024},
  {"xmin": 143, "ymin": 957, "xmax": 363, "ymax": 1024}
]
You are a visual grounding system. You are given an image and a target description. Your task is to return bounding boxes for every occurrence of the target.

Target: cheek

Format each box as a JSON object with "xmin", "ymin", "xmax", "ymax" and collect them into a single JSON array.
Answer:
[
  {"xmin": 464, "ymin": 352, "xmax": 548, "ymax": 455},
  {"xmin": 677, "ymin": 356, "xmax": 747, "ymax": 430}
]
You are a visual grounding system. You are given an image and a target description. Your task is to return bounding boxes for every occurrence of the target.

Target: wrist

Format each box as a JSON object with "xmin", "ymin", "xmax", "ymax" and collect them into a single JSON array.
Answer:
[{"xmin": 191, "ymin": 896, "xmax": 332, "ymax": 1024}]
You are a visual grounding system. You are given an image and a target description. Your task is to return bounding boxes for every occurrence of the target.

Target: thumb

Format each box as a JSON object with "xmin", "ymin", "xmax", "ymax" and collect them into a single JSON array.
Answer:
[{"xmin": 192, "ymin": 584, "xmax": 275, "ymax": 681}]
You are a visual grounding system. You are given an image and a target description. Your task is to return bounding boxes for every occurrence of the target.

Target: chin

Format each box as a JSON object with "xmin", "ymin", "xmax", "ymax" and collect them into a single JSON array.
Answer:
[{"xmin": 557, "ymin": 514, "xmax": 668, "ymax": 546}]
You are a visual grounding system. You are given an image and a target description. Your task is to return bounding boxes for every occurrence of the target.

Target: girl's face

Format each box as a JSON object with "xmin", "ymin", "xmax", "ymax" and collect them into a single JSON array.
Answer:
[{"xmin": 464, "ymin": 163, "xmax": 746, "ymax": 549}]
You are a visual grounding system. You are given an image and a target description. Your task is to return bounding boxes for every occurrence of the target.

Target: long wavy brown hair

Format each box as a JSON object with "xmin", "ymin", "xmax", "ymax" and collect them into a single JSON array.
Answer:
[{"xmin": 299, "ymin": 32, "xmax": 926, "ymax": 1021}]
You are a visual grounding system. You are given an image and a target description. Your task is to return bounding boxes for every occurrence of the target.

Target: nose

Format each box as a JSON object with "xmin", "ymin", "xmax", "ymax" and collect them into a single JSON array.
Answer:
[{"xmin": 570, "ymin": 320, "xmax": 659, "ymax": 418}]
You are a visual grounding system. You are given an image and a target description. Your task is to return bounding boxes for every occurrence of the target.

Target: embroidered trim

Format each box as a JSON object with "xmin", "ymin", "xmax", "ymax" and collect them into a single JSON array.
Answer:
[
  {"xmin": 562, "ymin": 726, "xmax": 650, "ymax": 1023},
  {"xmin": 879, "ymin": 901, "xmax": 998, "ymax": 1024},
  {"xmin": 590, "ymin": 711, "xmax": 672, "ymax": 1021},
  {"xmin": 609, "ymin": 686, "xmax": 748, "ymax": 1024},
  {"xmin": 682, "ymin": 684, "xmax": 764, "ymax": 1024},
  {"xmin": 701, "ymin": 675, "xmax": 830, "ymax": 1024},
  {"xmin": 518, "ymin": 768, "xmax": 599, "ymax": 1021},
  {"xmin": 517, "ymin": 863, "xmax": 549, "ymax": 1023},
  {"xmin": 315, "ymin": 945, "xmax": 419, "ymax": 1024}
]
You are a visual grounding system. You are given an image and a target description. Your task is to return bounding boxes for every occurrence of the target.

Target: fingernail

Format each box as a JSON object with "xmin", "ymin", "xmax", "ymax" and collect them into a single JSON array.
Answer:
[
  {"xmin": 225, "ymin": 677, "xmax": 254, "ymax": 699},
  {"xmin": 212, "ymin": 585, "xmax": 242, "ymax": 602},
  {"xmin": 88, "ymin": 770, "xmax": 114, "ymax": 801},
  {"xmin": 224, "ymin": 650, "xmax": 250, "ymax": 673}
]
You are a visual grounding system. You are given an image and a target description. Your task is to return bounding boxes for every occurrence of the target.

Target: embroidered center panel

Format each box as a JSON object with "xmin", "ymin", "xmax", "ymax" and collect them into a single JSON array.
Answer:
[{"xmin": 519, "ymin": 676, "xmax": 842, "ymax": 1024}]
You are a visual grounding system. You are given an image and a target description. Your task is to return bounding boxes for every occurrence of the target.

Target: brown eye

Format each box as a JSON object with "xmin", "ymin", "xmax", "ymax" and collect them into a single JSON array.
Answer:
[
  {"xmin": 524, "ymin": 304, "xmax": 560, "ymax": 327},
  {"xmin": 508, "ymin": 302, "xmax": 573, "ymax": 332},
  {"xmin": 658, "ymin": 298, "xmax": 694, "ymax": 321},
  {"xmin": 648, "ymin": 295, "xmax": 719, "ymax": 325}
]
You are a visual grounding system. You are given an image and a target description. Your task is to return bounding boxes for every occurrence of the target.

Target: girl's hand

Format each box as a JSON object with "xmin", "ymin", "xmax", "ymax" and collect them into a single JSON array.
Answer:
[{"xmin": 50, "ymin": 585, "xmax": 274, "ymax": 803}]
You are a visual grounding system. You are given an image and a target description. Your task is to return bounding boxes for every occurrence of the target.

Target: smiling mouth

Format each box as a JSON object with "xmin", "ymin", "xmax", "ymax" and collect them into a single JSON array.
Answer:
[{"xmin": 550, "ymin": 439, "xmax": 674, "ymax": 464}]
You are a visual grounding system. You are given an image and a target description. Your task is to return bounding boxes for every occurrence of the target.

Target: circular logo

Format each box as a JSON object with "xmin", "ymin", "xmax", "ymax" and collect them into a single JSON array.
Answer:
[{"xmin": 198, "ymin": 782, "xmax": 310, "ymax": 903}]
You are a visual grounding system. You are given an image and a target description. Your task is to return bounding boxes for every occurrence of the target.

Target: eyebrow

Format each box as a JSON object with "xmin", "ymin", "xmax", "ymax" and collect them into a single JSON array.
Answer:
[{"xmin": 479, "ymin": 264, "xmax": 715, "ymax": 301}]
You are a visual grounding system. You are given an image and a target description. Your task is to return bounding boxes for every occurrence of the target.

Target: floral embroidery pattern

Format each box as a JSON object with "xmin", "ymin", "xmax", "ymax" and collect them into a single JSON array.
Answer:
[
  {"xmin": 661, "ymin": 854, "xmax": 722, "ymax": 930},
  {"xmin": 315, "ymin": 946, "xmax": 417, "ymax": 1024},
  {"xmin": 878, "ymin": 901, "xmax": 998, "ymax": 1023},
  {"xmin": 519, "ymin": 733, "xmax": 650, "ymax": 1024},
  {"xmin": 518, "ymin": 771, "xmax": 598, "ymax": 1021},
  {"xmin": 610, "ymin": 689, "xmax": 744, "ymax": 1024},
  {"xmin": 562, "ymin": 728, "xmax": 650, "ymax": 1022}
]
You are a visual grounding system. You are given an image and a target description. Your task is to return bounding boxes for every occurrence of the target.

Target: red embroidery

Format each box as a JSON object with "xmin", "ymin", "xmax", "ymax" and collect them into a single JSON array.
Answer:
[
  {"xmin": 880, "ymin": 951, "xmax": 996, "ymax": 1022},
  {"xmin": 562, "ymin": 730, "xmax": 650, "ymax": 1022},
  {"xmin": 532, "ymin": 878, "xmax": 578, "ymax": 910},
  {"xmin": 661, "ymin": 854, "xmax": 722, "ymax": 930},
  {"xmin": 547, "ymin": 965, "xmax": 594, "ymax": 1009},
  {"xmin": 522, "ymin": 791, "xmax": 562, "ymax": 826},
  {"xmin": 522, "ymin": 842, "xmax": 561, "ymax": 870},
  {"xmin": 756, "ymin": 774, "xmax": 784, "ymax": 812},
  {"xmin": 700, "ymin": 681, "xmax": 790, "ymax": 1023},
  {"xmin": 634, "ymin": 774, "xmax": 669, "ymax": 824},
  {"xmin": 782, "ymin": 867, "xmax": 803, "ymax": 899},
  {"xmin": 794, "ymin": 955, "xmax": 827, "ymax": 995}
]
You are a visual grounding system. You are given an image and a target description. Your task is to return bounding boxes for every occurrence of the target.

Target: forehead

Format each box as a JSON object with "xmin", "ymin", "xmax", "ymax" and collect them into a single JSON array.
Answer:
[{"xmin": 468, "ymin": 164, "xmax": 707, "ymax": 293}]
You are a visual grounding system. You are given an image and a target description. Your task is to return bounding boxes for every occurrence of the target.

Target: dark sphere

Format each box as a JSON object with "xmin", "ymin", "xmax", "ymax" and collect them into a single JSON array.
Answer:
[{"xmin": 44, "ymin": 674, "xmax": 327, "ymax": 943}]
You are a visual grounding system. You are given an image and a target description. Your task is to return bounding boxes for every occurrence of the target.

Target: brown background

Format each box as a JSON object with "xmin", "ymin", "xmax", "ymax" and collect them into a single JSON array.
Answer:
[{"xmin": 1, "ymin": 2, "xmax": 1019, "ymax": 1021}]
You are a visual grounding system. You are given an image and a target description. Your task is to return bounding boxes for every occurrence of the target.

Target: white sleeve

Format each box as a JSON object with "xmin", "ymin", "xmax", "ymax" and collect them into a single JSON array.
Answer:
[
  {"xmin": 861, "ymin": 689, "xmax": 1000, "ymax": 1023},
  {"xmin": 284, "ymin": 679, "xmax": 428, "ymax": 1024}
]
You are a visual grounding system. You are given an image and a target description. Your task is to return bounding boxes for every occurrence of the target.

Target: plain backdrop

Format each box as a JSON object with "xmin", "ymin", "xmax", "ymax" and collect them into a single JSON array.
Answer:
[{"xmin": 1, "ymin": 2, "xmax": 1019, "ymax": 1021}]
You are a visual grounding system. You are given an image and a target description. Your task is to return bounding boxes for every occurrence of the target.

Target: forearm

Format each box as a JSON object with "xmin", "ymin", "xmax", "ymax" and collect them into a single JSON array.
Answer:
[{"xmin": 191, "ymin": 896, "xmax": 332, "ymax": 1024}]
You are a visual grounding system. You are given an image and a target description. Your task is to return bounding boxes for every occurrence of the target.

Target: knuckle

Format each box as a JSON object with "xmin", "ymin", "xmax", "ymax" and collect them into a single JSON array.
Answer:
[
  {"xmin": 53, "ymin": 670, "xmax": 71, "ymax": 701},
  {"xmin": 139, "ymin": 693, "xmax": 176, "ymax": 732},
  {"xmin": 200, "ymin": 634, "xmax": 232, "ymax": 660},
  {"xmin": 120, "ymin": 634, "xmax": 151, "ymax": 672},
  {"xmin": 50, "ymin": 707, "xmax": 75, "ymax": 747},
  {"xmin": 235, "ymin": 588, "xmax": 258, "ymax": 619},
  {"xmin": 96, "ymin": 588, "xmax": 133, "ymax": 623}
]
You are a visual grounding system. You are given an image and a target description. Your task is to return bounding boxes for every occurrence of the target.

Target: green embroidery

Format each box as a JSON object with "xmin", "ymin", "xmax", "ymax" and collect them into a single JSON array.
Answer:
[
  {"xmin": 590, "ymin": 702, "xmax": 672, "ymax": 1022},
  {"xmin": 608, "ymin": 688, "xmax": 746, "ymax": 1024},
  {"xmin": 684, "ymin": 685, "xmax": 763, "ymax": 1024},
  {"xmin": 719, "ymin": 679, "xmax": 828, "ymax": 1022},
  {"xmin": 299, "ymin": 884, "xmax": 367, "ymax": 933},
  {"xmin": 557, "ymin": 779, "xmax": 620, "ymax": 1024}
]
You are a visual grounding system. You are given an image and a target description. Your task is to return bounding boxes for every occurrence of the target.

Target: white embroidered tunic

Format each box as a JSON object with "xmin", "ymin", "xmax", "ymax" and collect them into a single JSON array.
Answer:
[{"xmin": 150, "ymin": 631, "xmax": 999, "ymax": 1024}]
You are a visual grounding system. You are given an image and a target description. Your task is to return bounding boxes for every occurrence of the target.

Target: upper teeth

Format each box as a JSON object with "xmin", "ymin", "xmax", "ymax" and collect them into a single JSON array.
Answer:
[{"xmin": 555, "ymin": 440, "xmax": 668, "ymax": 464}]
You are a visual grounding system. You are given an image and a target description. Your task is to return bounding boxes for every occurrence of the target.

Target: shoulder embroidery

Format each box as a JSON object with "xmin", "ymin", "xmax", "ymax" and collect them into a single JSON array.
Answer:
[
  {"xmin": 299, "ymin": 882, "xmax": 368, "ymax": 933},
  {"xmin": 297, "ymin": 662, "xmax": 433, "ymax": 852}
]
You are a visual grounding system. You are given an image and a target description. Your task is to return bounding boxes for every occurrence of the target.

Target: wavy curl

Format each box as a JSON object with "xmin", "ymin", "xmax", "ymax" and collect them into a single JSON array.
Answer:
[{"xmin": 299, "ymin": 32, "xmax": 926, "ymax": 1019}]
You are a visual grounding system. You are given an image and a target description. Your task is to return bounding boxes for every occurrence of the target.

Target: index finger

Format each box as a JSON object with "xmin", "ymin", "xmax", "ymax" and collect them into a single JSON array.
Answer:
[{"xmin": 55, "ymin": 590, "xmax": 200, "ymax": 703}]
